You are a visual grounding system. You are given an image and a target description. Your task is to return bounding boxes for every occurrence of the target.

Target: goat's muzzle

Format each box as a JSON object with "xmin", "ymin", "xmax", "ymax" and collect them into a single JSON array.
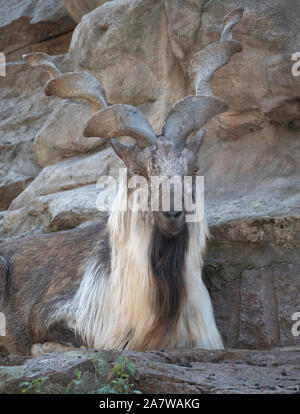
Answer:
[{"xmin": 155, "ymin": 210, "xmax": 186, "ymax": 238}]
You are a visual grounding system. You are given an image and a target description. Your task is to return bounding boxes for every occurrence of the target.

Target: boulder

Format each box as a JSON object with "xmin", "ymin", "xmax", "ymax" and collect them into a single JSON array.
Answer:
[
  {"xmin": 8, "ymin": 148, "xmax": 119, "ymax": 210},
  {"xmin": 2, "ymin": 148, "xmax": 123, "ymax": 236},
  {"xmin": 2, "ymin": 185, "xmax": 105, "ymax": 236},
  {"xmin": 0, "ymin": 0, "xmax": 76, "ymax": 215},
  {"xmin": 0, "ymin": 0, "xmax": 75, "ymax": 57},
  {"xmin": 0, "ymin": 55, "xmax": 72, "ymax": 213},
  {"xmin": 165, "ymin": 0, "xmax": 300, "ymax": 129},
  {"xmin": 64, "ymin": 0, "xmax": 113, "ymax": 23},
  {"xmin": 69, "ymin": 0, "xmax": 186, "ymax": 133},
  {"xmin": 34, "ymin": 100, "xmax": 105, "ymax": 167}
]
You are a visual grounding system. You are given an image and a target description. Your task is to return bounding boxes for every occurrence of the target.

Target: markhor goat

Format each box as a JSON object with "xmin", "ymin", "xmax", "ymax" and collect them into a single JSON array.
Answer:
[{"xmin": 0, "ymin": 8, "xmax": 243, "ymax": 354}]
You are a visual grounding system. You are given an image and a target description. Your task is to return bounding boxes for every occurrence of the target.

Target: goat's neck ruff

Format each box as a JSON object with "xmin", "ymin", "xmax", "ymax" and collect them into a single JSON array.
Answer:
[{"xmin": 66, "ymin": 179, "xmax": 223, "ymax": 350}]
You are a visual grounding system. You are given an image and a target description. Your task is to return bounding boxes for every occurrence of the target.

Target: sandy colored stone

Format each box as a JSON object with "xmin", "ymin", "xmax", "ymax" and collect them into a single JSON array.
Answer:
[
  {"xmin": 64, "ymin": 0, "xmax": 113, "ymax": 23},
  {"xmin": 34, "ymin": 100, "xmax": 106, "ymax": 167},
  {"xmin": 8, "ymin": 147, "xmax": 120, "ymax": 210}
]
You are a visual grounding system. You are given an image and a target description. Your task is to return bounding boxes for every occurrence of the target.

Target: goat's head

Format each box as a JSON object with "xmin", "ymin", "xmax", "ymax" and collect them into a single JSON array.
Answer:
[
  {"xmin": 110, "ymin": 132, "xmax": 205, "ymax": 237},
  {"xmin": 23, "ymin": 7, "xmax": 243, "ymax": 238}
]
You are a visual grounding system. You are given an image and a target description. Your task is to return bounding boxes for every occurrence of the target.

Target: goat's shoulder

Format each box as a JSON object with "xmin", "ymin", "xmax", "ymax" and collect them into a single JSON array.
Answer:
[
  {"xmin": 0, "ymin": 220, "xmax": 108, "ymax": 293},
  {"xmin": 0, "ymin": 220, "xmax": 106, "ymax": 258}
]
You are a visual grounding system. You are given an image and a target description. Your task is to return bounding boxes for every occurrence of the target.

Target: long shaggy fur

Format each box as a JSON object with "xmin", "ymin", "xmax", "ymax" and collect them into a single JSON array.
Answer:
[{"xmin": 54, "ymin": 178, "xmax": 223, "ymax": 350}]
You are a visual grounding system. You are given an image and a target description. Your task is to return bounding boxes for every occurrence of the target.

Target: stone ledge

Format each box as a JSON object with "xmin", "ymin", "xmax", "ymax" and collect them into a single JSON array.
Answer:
[{"xmin": 0, "ymin": 348, "xmax": 299, "ymax": 394}]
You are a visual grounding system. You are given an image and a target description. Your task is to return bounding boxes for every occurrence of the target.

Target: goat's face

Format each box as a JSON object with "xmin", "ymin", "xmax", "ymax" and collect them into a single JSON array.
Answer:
[{"xmin": 112, "ymin": 135, "xmax": 202, "ymax": 238}]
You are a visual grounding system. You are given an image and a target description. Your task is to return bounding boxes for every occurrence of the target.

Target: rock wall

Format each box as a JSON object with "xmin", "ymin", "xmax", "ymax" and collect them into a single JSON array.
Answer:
[
  {"xmin": 0, "ymin": 0, "xmax": 299, "ymax": 349},
  {"xmin": 0, "ymin": 0, "xmax": 75, "ymax": 222}
]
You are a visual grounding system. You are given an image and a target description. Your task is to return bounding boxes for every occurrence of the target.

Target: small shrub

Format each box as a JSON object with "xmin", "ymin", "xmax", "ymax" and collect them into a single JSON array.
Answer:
[
  {"xmin": 96, "ymin": 356, "xmax": 141, "ymax": 394},
  {"xmin": 18, "ymin": 371, "xmax": 84, "ymax": 395},
  {"xmin": 18, "ymin": 355, "xmax": 141, "ymax": 394},
  {"xmin": 19, "ymin": 376, "xmax": 50, "ymax": 394},
  {"xmin": 64, "ymin": 370, "xmax": 83, "ymax": 394}
]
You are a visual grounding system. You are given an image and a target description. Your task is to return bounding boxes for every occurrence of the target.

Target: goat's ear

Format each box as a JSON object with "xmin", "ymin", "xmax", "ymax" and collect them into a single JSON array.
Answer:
[
  {"xmin": 110, "ymin": 139, "xmax": 132, "ymax": 165},
  {"xmin": 186, "ymin": 128, "xmax": 206, "ymax": 153}
]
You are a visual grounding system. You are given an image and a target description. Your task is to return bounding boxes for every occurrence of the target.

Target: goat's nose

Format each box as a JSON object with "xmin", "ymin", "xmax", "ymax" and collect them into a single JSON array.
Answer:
[{"xmin": 163, "ymin": 210, "xmax": 183, "ymax": 219}]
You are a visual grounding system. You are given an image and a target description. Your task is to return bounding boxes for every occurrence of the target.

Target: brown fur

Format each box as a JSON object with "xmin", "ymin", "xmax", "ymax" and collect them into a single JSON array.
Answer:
[
  {"xmin": 150, "ymin": 225, "xmax": 188, "ymax": 333},
  {"xmin": 0, "ymin": 221, "xmax": 107, "ymax": 354}
]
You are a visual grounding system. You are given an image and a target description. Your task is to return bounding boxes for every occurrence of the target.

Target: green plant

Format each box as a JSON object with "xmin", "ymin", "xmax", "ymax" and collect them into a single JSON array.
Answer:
[
  {"xmin": 19, "ymin": 376, "xmax": 50, "ymax": 394},
  {"xmin": 88, "ymin": 352, "xmax": 104, "ymax": 373},
  {"xmin": 19, "ymin": 370, "xmax": 84, "ymax": 394},
  {"xmin": 97, "ymin": 356, "xmax": 141, "ymax": 394},
  {"xmin": 18, "ymin": 355, "xmax": 141, "ymax": 394},
  {"xmin": 64, "ymin": 370, "xmax": 83, "ymax": 394}
]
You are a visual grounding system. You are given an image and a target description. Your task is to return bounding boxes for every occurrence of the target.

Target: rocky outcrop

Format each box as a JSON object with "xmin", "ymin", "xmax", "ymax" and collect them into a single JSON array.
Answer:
[
  {"xmin": 205, "ymin": 216, "xmax": 300, "ymax": 349},
  {"xmin": 0, "ymin": 0, "xmax": 75, "ymax": 214},
  {"xmin": 0, "ymin": 0, "xmax": 299, "ymax": 352},
  {"xmin": 33, "ymin": 101, "xmax": 105, "ymax": 167},
  {"xmin": 0, "ymin": 348, "xmax": 300, "ymax": 394},
  {"xmin": 63, "ymin": 0, "xmax": 113, "ymax": 23},
  {"xmin": 3, "ymin": 148, "xmax": 122, "ymax": 235},
  {"xmin": 0, "ymin": 0, "xmax": 75, "ymax": 59}
]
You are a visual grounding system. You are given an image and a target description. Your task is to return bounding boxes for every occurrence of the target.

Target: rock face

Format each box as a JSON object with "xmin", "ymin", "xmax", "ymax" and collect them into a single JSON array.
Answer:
[
  {"xmin": 0, "ymin": 348, "xmax": 300, "ymax": 394},
  {"xmin": 63, "ymin": 0, "xmax": 113, "ymax": 23},
  {"xmin": 3, "ymin": 148, "xmax": 122, "ymax": 235},
  {"xmin": 0, "ymin": 0, "xmax": 299, "ymax": 356},
  {"xmin": 0, "ymin": 55, "xmax": 72, "ymax": 211},
  {"xmin": 0, "ymin": 0, "xmax": 75, "ymax": 57},
  {"xmin": 205, "ymin": 217, "xmax": 300, "ymax": 349},
  {"xmin": 33, "ymin": 101, "xmax": 105, "ymax": 167},
  {"xmin": 0, "ymin": 0, "xmax": 75, "ymax": 212}
]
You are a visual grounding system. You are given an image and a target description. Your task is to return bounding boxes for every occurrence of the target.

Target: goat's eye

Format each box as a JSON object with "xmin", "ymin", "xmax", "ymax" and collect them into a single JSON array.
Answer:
[
  {"xmin": 192, "ymin": 168, "xmax": 198, "ymax": 175},
  {"xmin": 133, "ymin": 169, "xmax": 141, "ymax": 176}
]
